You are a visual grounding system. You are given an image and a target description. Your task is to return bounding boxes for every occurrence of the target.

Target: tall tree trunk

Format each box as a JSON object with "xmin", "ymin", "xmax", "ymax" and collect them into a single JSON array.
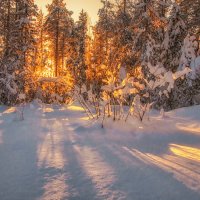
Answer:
[
  {"xmin": 61, "ymin": 33, "xmax": 65, "ymax": 73},
  {"xmin": 5, "ymin": 0, "xmax": 11, "ymax": 51},
  {"xmin": 55, "ymin": 9, "xmax": 60, "ymax": 77},
  {"xmin": 123, "ymin": 0, "xmax": 126, "ymax": 14}
]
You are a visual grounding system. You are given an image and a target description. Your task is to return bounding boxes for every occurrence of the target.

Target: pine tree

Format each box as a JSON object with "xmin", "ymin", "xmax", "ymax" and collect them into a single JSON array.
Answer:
[
  {"xmin": 0, "ymin": 0, "xmax": 15, "ymax": 58},
  {"xmin": 179, "ymin": 0, "xmax": 200, "ymax": 34},
  {"xmin": 74, "ymin": 10, "xmax": 88, "ymax": 89},
  {"xmin": 112, "ymin": 0, "xmax": 134, "ymax": 71},
  {"xmin": 44, "ymin": 0, "xmax": 73, "ymax": 77},
  {"xmin": 161, "ymin": 2, "xmax": 186, "ymax": 72},
  {"xmin": 95, "ymin": 0, "xmax": 115, "ymax": 66},
  {"xmin": 132, "ymin": 0, "xmax": 162, "ymax": 67},
  {"xmin": 34, "ymin": 10, "xmax": 46, "ymax": 73},
  {"xmin": 0, "ymin": 0, "xmax": 38, "ymax": 105},
  {"xmin": 87, "ymin": 0, "xmax": 115, "ymax": 96}
]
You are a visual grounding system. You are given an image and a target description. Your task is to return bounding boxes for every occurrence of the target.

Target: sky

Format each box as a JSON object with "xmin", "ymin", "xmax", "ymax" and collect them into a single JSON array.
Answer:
[{"xmin": 35, "ymin": 0, "xmax": 102, "ymax": 25}]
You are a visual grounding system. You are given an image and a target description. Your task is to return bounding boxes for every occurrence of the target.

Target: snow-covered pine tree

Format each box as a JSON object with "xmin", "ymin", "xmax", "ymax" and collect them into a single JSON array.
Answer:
[
  {"xmin": 34, "ymin": 10, "xmax": 47, "ymax": 74},
  {"xmin": 179, "ymin": 0, "xmax": 200, "ymax": 34},
  {"xmin": 163, "ymin": 34, "xmax": 199, "ymax": 110},
  {"xmin": 74, "ymin": 10, "xmax": 88, "ymax": 90},
  {"xmin": 59, "ymin": 9, "xmax": 74, "ymax": 75},
  {"xmin": 132, "ymin": 0, "xmax": 165, "ymax": 68},
  {"xmin": 86, "ymin": 0, "xmax": 115, "ymax": 97},
  {"xmin": 44, "ymin": 0, "xmax": 73, "ymax": 77},
  {"xmin": 0, "ymin": 0, "xmax": 11, "ymax": 57},
  {"xmin": 128, "ymin": 1, "xmax": 187, "ymax": 110},
  {"xmin": 0, "ymin": 0, "xmax": 15, "ymax": 103},
  {"xmin": 95, "ymin": 0, "xmax": 115, "ymax": 67},
  {"xmin": 0, "ymin": 0, "xmax": 37, "ymax": 105},
  {"xmin": 179, "ymin": 34, "xmax": 199, "ymax": 78},
  {"xmin": 161, "ymin": 2, "xmax": 186, "ymax": 72},
  {"xmin": 111, "ymin": 0, "xmax": 134, "ymax": 71}
]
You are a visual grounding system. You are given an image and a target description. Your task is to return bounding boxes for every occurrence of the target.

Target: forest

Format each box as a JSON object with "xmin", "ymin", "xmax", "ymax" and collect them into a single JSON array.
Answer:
[
  {"xmin": 1, "ymin": 1, "xmax": 200, "ymax": 200},
  {"xmin": 0, "ymin": 0, "xmax": 200, "ymax": 122}
]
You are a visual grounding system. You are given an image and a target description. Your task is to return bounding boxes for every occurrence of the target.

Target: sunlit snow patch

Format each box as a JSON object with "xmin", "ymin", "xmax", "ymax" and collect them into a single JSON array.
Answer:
[
  {"xmin": 176, "ymin": 123, "xmax": 200, "ymax": 135},
  {"xmin": 67, "ymin": 105, "xmax": 84, "ymax": 111},
  {"xmin": 3, "ymin": 107, "xmax": 16, "ymax": 114},
  {"xmin": 123, "ymin": 144, "xmax": 200, "ymax": 192}
]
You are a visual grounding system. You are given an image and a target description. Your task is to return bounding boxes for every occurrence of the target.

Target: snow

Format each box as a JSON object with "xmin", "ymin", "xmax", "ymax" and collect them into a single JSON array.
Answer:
[
  {"xmin": 0, "ymin": 103, "xmax": 200, "ymax": 200},
  {"xmin": 192, "ymin": 56, "xmax": 200, "ymax": 76},
  {"xmin": 179, "ymin": 35, "xmax": 200, "ymax": 79}
]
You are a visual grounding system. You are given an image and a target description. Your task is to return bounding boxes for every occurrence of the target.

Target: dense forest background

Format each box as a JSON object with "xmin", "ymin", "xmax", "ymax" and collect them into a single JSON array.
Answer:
[{"xmin": 0, "ymin": 0, "xmax": 200, "ymax": 120}]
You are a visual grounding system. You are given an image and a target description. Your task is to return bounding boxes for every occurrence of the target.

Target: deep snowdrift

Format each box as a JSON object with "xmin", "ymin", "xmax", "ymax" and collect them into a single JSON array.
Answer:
[{"xmin": 0, "ymin": 103, "xmax": 200, "ymax": 200}]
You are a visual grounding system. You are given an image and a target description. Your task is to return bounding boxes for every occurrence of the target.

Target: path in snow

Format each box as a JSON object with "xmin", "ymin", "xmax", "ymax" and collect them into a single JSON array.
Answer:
[{"xmin": 0, "ymin": 104, "xmax": 200, "ymax": 200}]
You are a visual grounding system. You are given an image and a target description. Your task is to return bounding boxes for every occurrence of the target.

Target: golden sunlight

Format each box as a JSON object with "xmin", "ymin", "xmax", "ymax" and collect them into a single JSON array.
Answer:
[
  {"xmin": 67, "ymin": 105, "xmax": 85, "ymax": 111},
  {"xmin": 35, "ymin": 0, "xmax": 101, "ymax": 24},
  {"xmin": 43, "ymin": 107, "xmax": 54, "ymax": 113},
  {"xmin": 79, "ymin": 116, "xmax": 90, "ymax": 121},
  {"xmin": 40, "ymin": 67, "xmax": 55, "ymax": 78},
  {"xmin": 3, "ymin": 107, "xmax": 16, "ymax": 114},
  {"xmin": 123, "ymin": 144, "xmax": 200, "ymax": 191},
  {"xmin": 170, "ymin": 144, "xmax": 200, "ymax": 162},
  {"xmin": 176, "ymin": 123, "xmax": 200, "ymax": 135}
]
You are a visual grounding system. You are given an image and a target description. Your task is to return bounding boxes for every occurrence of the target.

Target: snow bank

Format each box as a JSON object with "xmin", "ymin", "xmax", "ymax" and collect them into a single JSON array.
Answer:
[{"xmin": 0, "ymin": 103, "xmax": 200, "ymax": 200}]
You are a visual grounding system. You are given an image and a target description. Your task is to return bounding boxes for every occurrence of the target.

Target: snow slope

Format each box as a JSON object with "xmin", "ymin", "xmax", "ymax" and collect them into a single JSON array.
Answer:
[{"xmin": 0, "ymin": 102, "xmax": 200, "ymax": 200}]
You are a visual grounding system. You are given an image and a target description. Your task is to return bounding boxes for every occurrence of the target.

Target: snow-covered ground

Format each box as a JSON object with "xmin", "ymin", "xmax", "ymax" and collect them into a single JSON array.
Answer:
[{"xmin": 0, "ymin": 102, "xmax": 200, "ymax": 200}]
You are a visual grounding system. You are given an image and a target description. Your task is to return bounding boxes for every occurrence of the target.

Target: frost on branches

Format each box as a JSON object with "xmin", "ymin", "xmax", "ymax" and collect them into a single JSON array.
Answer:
[
  {"xmin": 179, "ymin": 34, "xmax": 200, "ymax": 79},
  {"xmin": 75, "ymin": 60, "xmax": 190, "ymax": 127}
]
